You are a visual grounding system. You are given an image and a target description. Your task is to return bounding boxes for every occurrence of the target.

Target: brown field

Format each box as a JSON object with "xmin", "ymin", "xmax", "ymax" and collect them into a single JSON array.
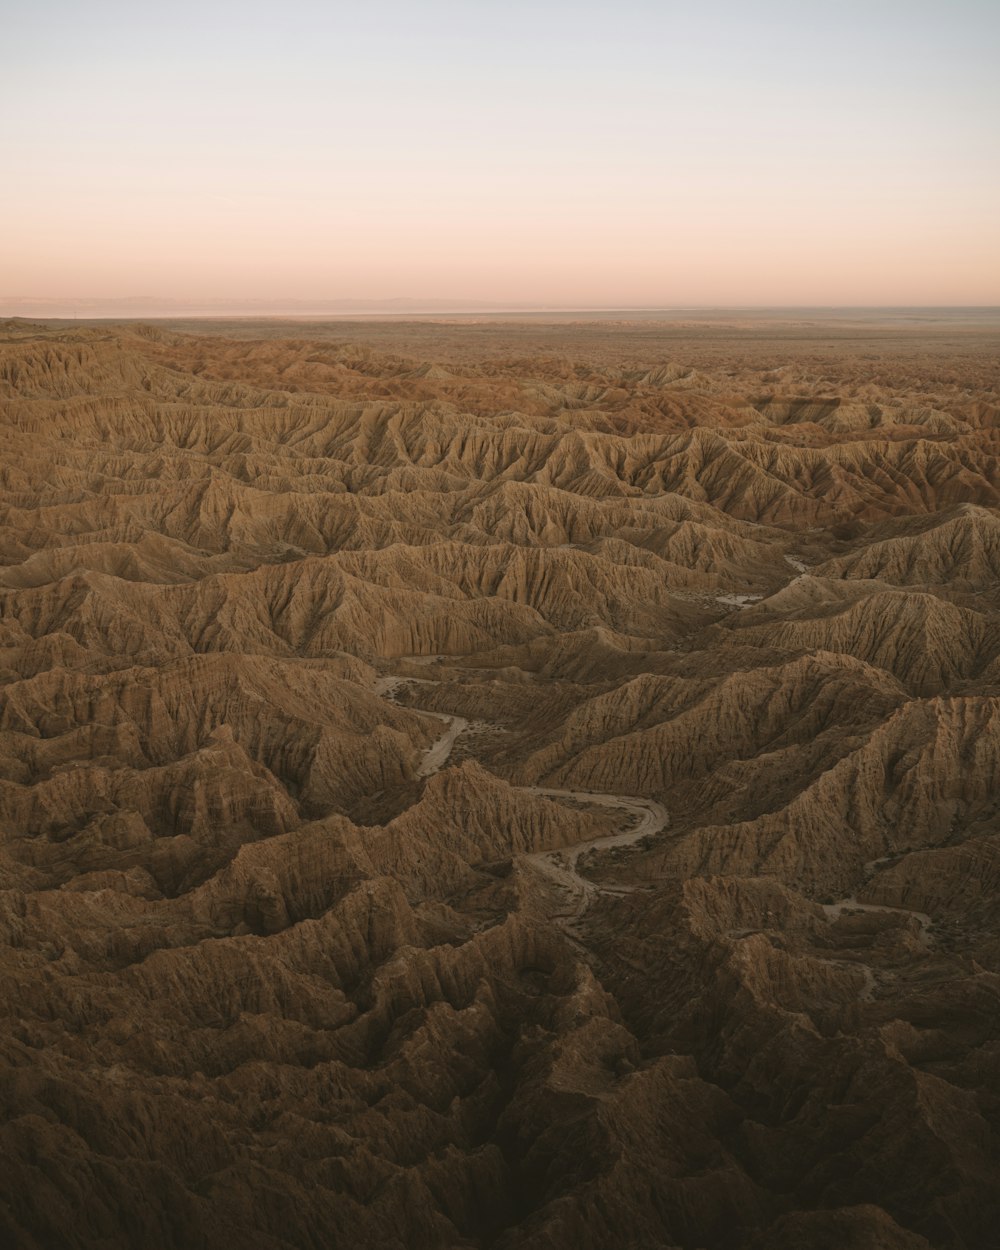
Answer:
[{"xmin": 1, "ymin": 311, "xmax": 999, "ymax": 1249}]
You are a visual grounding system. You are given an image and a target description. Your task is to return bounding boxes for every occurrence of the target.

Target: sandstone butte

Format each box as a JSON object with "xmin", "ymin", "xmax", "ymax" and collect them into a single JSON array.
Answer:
[{"xmin": 1, "ymin": 313, "xmax": 999, "ymax": 1250}]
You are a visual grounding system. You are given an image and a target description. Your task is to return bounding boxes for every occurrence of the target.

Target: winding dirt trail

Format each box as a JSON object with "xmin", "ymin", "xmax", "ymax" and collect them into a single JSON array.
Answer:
[
  {"xmin": 374, "ymin": 675, "xmax": 471, "ymax": 780},
  {"xmin": 415, "ymin": 712, "xmax": 470, "ymax": 778},
  {"xmin": 378, "ymin": 672, "xmax": 932, "ymax": 957},
  {"xmin": 520, "ymin": 787, "xmax": 668, "ymax": 930},
  {"xmin": 377, "ymin": 673, "xmax": 669, "ymax": 932},
  {"xmin": 822, "ymin": 896, "xmax": 933, "ymax": 946}
]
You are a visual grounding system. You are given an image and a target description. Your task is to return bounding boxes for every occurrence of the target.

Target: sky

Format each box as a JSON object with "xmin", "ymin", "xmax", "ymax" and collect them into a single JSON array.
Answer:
[{"xmin": 2, "ymin": 0, "xmax": 999, "ymax": 310}]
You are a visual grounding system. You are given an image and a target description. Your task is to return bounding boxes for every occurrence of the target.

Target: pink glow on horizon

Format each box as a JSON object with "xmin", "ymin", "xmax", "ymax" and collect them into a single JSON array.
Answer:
[{"xmin": 3, "ymin": 0, "xmax": 998, "ymax": 309}]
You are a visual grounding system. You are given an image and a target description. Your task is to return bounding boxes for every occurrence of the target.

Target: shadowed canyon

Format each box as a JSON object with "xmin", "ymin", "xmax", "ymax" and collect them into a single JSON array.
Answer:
[{"xmin": 1, "ymin": 313, "xmax": 999, "ymax": 1249}]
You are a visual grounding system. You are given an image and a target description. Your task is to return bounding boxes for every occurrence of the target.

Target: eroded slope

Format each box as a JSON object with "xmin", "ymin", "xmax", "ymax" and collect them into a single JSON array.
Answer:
[{"xmin": 1, "ymin": 318, "xmax": 999, "ymax": 1250}]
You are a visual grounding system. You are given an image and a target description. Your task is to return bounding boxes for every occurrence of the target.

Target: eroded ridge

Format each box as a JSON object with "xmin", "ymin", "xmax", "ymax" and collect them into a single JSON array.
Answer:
[{"xmin": 1, "ymin": 316, "xmax": 999, "ymax": 1250}]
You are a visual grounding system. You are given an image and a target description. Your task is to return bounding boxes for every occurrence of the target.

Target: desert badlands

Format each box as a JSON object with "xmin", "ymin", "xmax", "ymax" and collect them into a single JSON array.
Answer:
[{"xmin": 1, "ymin": 311, "xmax": 999, "ymax": 1249}]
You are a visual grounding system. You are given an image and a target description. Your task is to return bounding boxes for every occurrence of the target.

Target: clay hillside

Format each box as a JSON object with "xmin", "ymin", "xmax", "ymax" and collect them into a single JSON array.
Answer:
[{"xmin": 2, "ymin": 314, "xmax": 999, "ymax": 1250}]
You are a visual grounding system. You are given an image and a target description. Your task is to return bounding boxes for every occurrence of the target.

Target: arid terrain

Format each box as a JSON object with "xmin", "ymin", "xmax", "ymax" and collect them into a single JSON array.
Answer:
[{"xmin": 1, "ymin": 312, "xmax": 999, "ymax": 1249}]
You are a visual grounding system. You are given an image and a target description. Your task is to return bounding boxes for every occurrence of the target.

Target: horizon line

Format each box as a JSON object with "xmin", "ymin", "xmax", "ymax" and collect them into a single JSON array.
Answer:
[{"xmin": 5, "ymin": 301, "xmax": 1000, "ymax": 316}]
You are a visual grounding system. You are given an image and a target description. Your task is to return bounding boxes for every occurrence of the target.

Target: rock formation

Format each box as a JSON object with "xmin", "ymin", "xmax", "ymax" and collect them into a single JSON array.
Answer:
[{"xmin": 1, "ymin": 315, "xmax": 999, "ymax": 1249}]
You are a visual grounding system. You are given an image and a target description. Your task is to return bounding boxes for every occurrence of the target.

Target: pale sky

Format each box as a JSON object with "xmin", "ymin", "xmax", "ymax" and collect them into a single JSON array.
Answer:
[{"xmin": 3, "ymin": 0, "xmax": 998, "ymax": 309}]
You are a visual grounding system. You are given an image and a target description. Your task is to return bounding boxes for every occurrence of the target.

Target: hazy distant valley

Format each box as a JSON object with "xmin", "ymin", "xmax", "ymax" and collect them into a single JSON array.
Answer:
[{"xmin": 1, "ymin": 314, "xmax": 999, "ymax": 1250}]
